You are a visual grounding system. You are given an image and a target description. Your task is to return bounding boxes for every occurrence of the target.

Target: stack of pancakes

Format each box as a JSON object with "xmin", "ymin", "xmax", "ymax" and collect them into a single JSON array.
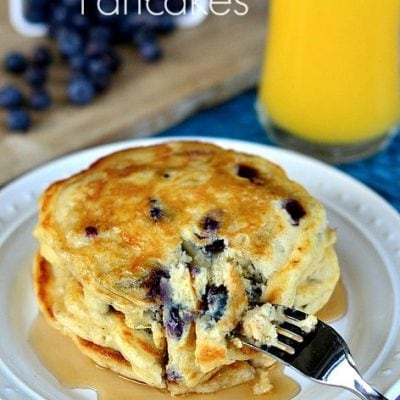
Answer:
[{"xmin": 33, "ymin": 141, "xmax": 339, "ymax": 395}]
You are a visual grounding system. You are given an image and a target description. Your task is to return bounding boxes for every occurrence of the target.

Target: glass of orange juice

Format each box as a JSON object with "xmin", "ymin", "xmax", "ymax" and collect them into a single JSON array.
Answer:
[{"xmin": 257, "ymin": 0, "xmax": 400, "ymax": 163}]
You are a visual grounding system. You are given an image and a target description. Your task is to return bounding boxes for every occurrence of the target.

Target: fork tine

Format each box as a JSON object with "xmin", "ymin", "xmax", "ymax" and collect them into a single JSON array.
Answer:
[
  {"xmin": 277, "ymin": 326, "xmax": 304, "ymax": 342},
  {"xmin": 281, "ymin": 306, "xmax": 308, "ymax": 321},
  {"xmin": 240, "ymin": 306, "xmax": 389, "ymax": 400},
  {"xmin": 276, "ymin": 332, "xmax": 303, "ymax": 349},
  {"xmin": 278, "ymin": 321, "xmax": 307, "ymax": 337}
]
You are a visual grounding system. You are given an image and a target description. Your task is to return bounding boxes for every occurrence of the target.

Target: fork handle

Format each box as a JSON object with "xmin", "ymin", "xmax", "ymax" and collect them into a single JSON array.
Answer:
[
  {"xmin": 352, "ymin": 379, "xmax": 388, "ymax": 400},
  {"xmin": 348, "ymin": 369, "xmax": 388, "ymax": 400}
]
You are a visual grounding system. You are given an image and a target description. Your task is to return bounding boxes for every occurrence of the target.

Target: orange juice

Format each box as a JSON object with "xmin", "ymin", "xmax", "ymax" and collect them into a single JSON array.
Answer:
[{"xmin": 259, "ymin": 0, "xmax": 400, "ymax": 145}]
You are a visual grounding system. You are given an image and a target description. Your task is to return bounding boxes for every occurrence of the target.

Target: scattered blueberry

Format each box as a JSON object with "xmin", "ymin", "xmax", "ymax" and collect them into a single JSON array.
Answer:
[
  {"xmin": 69, "ymin": 54, "xmax": 88, "ymax": 73},
  {"xmin": 91, "ymin": 74, "xmax": 111, "ymax": 93},
  {"xmin": 6, "ymin": 109, "xmax": 31, "ymax": 132},
  {"xmin": 247, "ymin": 283, "xmax": 263, "ymax": 302},
  {"xmin": 30, "ymin": 89, "xmax": 52, "ymax": 110},
  {"xmin": 71, "ymin": 13, "xmax": 91, "ymax": 32},
  {"xmin": 155, "ymin": 15, "xmax": 176, "ymax": 34},
  {"xmin": 166, "ymin": 368, "xmax": 182, "ymax": 382},
  {"xmin": 204, "ymin": 239, "xmax": 225, "ymax": 254},
  {"xmin": 32, "ymin": 46, "xmax": 53, "ymax": 68},
  {"xmin": 203, "ymin": 217, "xmax": 220, "ymax": 232},
  {"xmin": 89, "ymin": 26, "xmax": 113, "ymax": 45},
  {"xmin": 283, "ymin": 199, "xmax": 306, "ymax": 226},
  {"xmin": 236, "ymin": 164, "xmax": 262, "ymax": 184},
  {"xmin": 25, "ymin": 0, "xmax": 49, "ymax": 23},
  {"xmin": 121, "ymin": 13, "xmax": 151, "ymax": 33},
  {"xmin": 3, "ymin": 0, "xmax": 183, "ymax": 132},
  {"xmin": 149, "ymin": 198, "xmax": 164, "ymax": 221},
  {"xmin": 56, "ymin": 29, "xmax": 83, "ymax": 57},
  {"xmin": 24, "ymin": 67, "xmax": 48, "ymax": 88},
  {"xmin": 102, "ymin": 50, "xmax": 122, "ymax": 73},
  {"xmin": 50, "ymin": 5, "xmax": 72, "ymax": 27},
  {"xmin": 68, "ymin": 77, "xmax": 95, "ymax": 105},
  {"xmin": 0, "ymin": 85, "xmax": 24, "ymax": 109},
  {"xmin": 164, "ymin": 306, "xmax": 184, "ymax": 339},
  {"xmin": 133, "ymin": 30, "xmax": 163, "ymax": 62},
  {"xmin": 88, "ymin": 57, "xmax": 110, "ymax": 79},
  {"xmin": 3, "ymin": 52, "xmax": 28, "ymax": 74},
  {"xmin": 62, "ymin": 0, "xmax": 82, "ymax": 8},
  {"xmin": 159, "ymin": 277, "xmax": 170, "ymax": 304},
  {"xmin": 201, "ymin": 284, "xmax": 228, "ymax": 322},
  {"xmin": 85, "ymin": 40, "xmax": 110, "ymax": 57},
  {"xmin": 85, "ymin": 226, "xmax": 98, "ymax": 237},
  {"xmin": 143, "ymin": 268, "xmax": 170, "ymax": 299},
  {"xmin": 188, "ymin": 264, "xmax": 201, "ymax": 279}
]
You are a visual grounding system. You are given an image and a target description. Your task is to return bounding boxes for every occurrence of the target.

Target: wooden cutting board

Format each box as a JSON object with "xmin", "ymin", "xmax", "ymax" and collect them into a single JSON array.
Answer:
[{"xmin": 0, "ymin": 1, "xmax": 267, "ymax": 186}]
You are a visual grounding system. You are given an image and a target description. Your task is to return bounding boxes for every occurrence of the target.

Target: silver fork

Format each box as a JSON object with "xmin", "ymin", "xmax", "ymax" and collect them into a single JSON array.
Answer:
[{"xmin": 240, "ymin": 306, "xmax": 388, "ymax": 400}]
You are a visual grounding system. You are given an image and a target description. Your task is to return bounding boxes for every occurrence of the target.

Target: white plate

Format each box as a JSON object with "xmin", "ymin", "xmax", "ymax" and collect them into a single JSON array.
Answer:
[{"xmin": 0, "ymin": 137, "xmax": 399, "ymax": 400}]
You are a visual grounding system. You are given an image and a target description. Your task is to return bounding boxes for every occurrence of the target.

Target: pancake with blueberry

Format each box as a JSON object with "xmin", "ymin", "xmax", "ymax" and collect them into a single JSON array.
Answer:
[{"xmin": 33, "ymin": 140, "xmax": 340, "ymax": 394}]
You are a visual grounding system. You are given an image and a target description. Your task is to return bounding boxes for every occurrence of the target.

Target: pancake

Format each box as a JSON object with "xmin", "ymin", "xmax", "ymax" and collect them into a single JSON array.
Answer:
[{"xmin": 33, "ymin": 141, "xmax": 340, "ymax": 394}]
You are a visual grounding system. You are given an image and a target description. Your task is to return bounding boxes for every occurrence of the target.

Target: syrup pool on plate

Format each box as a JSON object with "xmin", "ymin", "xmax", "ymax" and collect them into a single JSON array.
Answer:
[{"xmin": 29, "ymin": 281, "xmax": 347, "ymax": 400}]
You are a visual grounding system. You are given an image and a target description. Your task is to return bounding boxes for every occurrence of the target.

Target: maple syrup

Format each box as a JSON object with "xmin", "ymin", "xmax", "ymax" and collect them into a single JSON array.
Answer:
[
  {"xmin": 29, "ymin": 281, "xmax": 347, "ymax": 400},
  {"xmin": 317, "ymin": 280, "xmax": 347, "ymax": 323}
]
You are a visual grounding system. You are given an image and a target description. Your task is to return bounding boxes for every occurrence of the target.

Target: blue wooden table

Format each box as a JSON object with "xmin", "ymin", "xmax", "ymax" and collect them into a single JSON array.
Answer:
[{"xmin": 157, "ymin": 90, "xmax": 400, "ymax": 212}]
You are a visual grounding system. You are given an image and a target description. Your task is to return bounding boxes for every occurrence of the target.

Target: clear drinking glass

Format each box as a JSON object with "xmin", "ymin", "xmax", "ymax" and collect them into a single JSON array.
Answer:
[{"xmin": 257, "ymin": 0, "xmax": 400, "ymax": 163}]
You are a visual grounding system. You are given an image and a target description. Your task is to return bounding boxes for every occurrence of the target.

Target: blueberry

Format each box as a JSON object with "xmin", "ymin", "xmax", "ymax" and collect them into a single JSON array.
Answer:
[
  {"xmin": 166, "ymin": 368, "xmax": 182, "ymax": 382},
  {"xmin": 71, "ymin": 13, "xmax": 91, "ymax": 32},
  {"xmin": 204, "ymin": 239, "xmax": 225, "ymax": 254},
  {"xmin": 101, "ymin": 50, "xmax": 122, "ymax": 73},
  {"xmin": 89, "ymin": 26, "xmax": 113, "ymax": 45},
  {"xmin": 164, "ymin": 306, "xmax": 184, "ymax": 339},
  {"xmin": 68, "ymin": 77, "xmax": 95, "ymax": 105},
  {"xmin": 155, "ymin": 15, "xmax": 176, "ymax": 34},
  {"xmin": 88, "ymin": 57, "xmax": 110, "ymax": 79},
  {"xmin": 69, "ymin": 54, "xmax": 88, "ymax": 73},
  {"xmin": 149, "ymin": 199, "xmax": 164, "ymax": 221},
  {"xmin": 133, "ymin": 30, "xmax": 163, "ymax": 63},
  {"xmin": 237, "ymin": 164, "xmax": 262, "ymax": 184},
  {"xmin": 126, "ymin": 13, "xmax": 157, "ymax": 32},
  {"xmin": 25, "ymin": 0, "xmax": 49, "ymax": 23},
  {"xmin": 201, "ymin": 284, "xmax": 228, "ymax": 322},
  {"xmin": 57, "ymin": 29, "xmax": 83, "ymax": 57},
  {"xmin": 159, "ymin": 277, "xmax": 170, "ymax": 304},
  {"xmin": 85, "ymin": 226, "xmax": 98, "ymax": 237},
  {"xmin": 283, "ymin": 199, "xmax": 306, "ymax": 226},
  {"xmin": 32, "ymin": 46, "xmax": 53, "ymax": 68},
  {"xmin": 247, "ymin": 283, "xmax": 263, "ymax": 302},
  {"xmin": 3, "ymin": 52, "xmax": 28, "ymax": 74},
  {"xmin": 143, "ymin": 268, "xmax": 170, "ymax": 299},
  {"xmin": 91, "ymin": 74, "xmax": 111, "ymax": 93},
  {"xmin": 30, "ymin": 89, "xmax": 52, "ymax": 110},
  {"xmin": 6, "ymin": 109, "xmax": 31, "ymax": 132},
  {"xmin": 62, "ymin": 0, "xmax": 82, "ymax": 10},
  {"xmin": 138, "ymin": 40, "xmax": 163, "ymax": 62},
  {"xmin": 0, "ymin": 85, "xmax": 24, "ymax": 109},
  {"xmin": 188, "ymin": 264, "xmax": 201, "ymax": 279},
  {"xmin": 24, "ymin": 67, "xmax": 47, "ymax": 88},
  {"xmin": 50, "ymin": 5, "xmax": 72, "ymax": 27},
  {"xmin": 203, "ymin": 217, "xmax": 220, "ymax": 232},
  {"xmin": 85, "ymin": 41, "xmax": 111, "ymax": 57},
  {"xmin": 150, "ymin": 207, "xmax": 163, "ymax": 221}
]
